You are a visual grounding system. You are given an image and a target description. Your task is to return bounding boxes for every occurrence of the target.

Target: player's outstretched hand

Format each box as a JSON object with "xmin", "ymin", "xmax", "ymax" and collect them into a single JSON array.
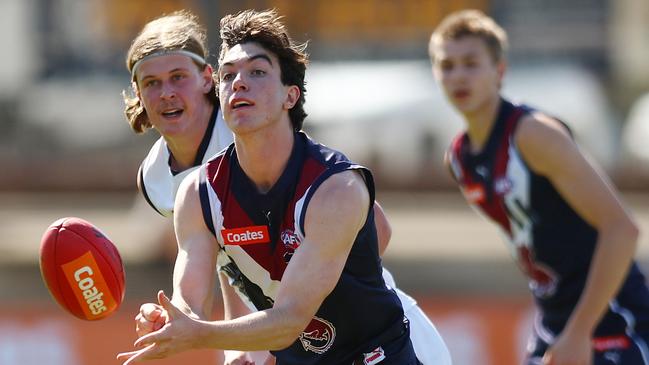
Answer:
[{"xmin": 117, "ymin": 290, "xmax": 203, "ymax": 364}]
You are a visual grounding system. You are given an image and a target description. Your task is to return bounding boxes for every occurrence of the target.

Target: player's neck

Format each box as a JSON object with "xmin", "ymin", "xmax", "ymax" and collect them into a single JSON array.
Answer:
[
  {"xmin": 166, "ymin": 104, "xmax": 214, "ymax": 172},
  {"xmin": 234, "ymin": 121, "xmax": 295, "ymax": 194},
  {"xmin": 464, "ymin": 94, "xmax": 501, "ymax": 153}
]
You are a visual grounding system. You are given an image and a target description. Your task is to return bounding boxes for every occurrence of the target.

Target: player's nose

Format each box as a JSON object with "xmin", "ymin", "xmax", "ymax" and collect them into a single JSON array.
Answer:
[
  {"xmin": 232, "ymin": 72, "xmax": 248, "ymax": 92},
  {"xmin": 159, "ymin": 81, "xmax": 177, "ymax": 100}
]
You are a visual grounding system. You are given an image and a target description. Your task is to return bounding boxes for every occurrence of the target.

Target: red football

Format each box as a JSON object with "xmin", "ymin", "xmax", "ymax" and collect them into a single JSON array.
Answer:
[{"xmin": 39, "ymin": 217, "xmax": 125, "ymax": 320}]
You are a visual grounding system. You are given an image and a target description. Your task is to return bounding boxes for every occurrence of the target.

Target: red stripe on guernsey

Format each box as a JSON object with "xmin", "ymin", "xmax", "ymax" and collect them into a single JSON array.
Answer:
[
  {"xmin": 222, "ymin": 226, "xmax": 270, "ymax": 245},
  {"xmin": 206, "ymin": 153, "xmax": 232, "ymax": 202},
  {"xmin": 592, "ymin": 335, "xmax": 630, "ymax": 351},
  {"xmin": 453, "ymin": 108, "xmax": 524, "ymax": 236},
  {"xmin": 478, "ymin": 110, "xmax": 523, "ymax": 235},
  {"xmin": 452, "ymin": 135, "xmax": 487, "ymax": 205},
  {"xmin": 205, "ymin": 146, "xmax": 328, "ymax": 281},
  {"xmin": 449, "ymin": 134, "xmax": 469, "ymax": 185},
  {"xmin": 206, "ymin": 151, "xmax": 277, "ymax": 274}
]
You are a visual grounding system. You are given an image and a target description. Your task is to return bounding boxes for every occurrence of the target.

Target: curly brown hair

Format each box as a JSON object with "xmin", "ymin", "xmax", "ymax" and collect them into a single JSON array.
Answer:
[
  {"xmin": 218, "ymin": 9, "xmax": 309, "ymax": 131},
  {"xmin": 123, "ymin": 10, "xmax": 218, "ymax": 133}
]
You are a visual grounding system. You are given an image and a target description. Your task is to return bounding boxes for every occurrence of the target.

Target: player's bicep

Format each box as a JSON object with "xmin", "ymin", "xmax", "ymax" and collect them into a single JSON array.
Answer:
[
  {"xmin": 273, "ymin": 171, "xmax": 370, "ymax": 324},
  {"xmin": 517, "ymin": 115, "xmax": 631, "ymax": 229},
  {"xmin": 171, "ymin": 170, "xmax": 219, "ymax": 319},
  {"xmin": 374, "ymin": 201, "xmax": 392, "ymax": 256}
]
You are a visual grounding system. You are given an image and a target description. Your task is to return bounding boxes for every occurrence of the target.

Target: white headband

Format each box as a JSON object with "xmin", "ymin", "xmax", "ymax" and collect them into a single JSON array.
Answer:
[{"xmin": 131, "ymin": 49, "xmax": 206, "ymax": 80}]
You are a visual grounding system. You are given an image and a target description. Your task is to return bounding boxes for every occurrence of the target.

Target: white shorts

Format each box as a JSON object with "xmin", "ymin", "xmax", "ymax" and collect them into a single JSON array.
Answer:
[{"xmin": 385, "ymin": 269, "xmax": 452, "ymax": 365}]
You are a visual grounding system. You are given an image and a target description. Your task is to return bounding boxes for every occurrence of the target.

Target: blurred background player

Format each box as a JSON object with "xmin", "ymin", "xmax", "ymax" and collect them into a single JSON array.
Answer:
[
  {"xmin": 123, "ymin": 9, "xmax": 449, "ymax": 365},
  {"xmin": 119, "ymin": 8, "xmax": 420, "ymax": 364},
  {"xmin": 430, "ymin": 9, "xmax": 649, "ymax": 365}
]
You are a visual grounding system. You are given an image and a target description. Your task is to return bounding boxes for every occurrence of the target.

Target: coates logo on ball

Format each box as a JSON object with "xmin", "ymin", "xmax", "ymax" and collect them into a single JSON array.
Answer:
[
  {"xmin": 61, "ymin": 251, "xmax": 115, "ymax": 318},
  {"xmin": 40, "ymin": 217, "xmax": 125, "ymax": 321}
]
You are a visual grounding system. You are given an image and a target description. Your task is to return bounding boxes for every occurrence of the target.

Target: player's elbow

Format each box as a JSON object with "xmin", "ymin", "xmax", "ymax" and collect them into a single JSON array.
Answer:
[
  {"xmin": 267, "ymin": 320, "xmax": 307, "ymax": 350},
  {"xmin": 609, "ymin": 215, "xmax": 639, "ymax": 254},
  {"xmin": 268, "ymin": 307, "xmax": 316, "ymax": 350},
  {"xmin": 622, "ymin": 218, "xmax": 640, "ymax": 251},
  {"xmin": 271, "ymin": 326, "xmax": 304, "ymax": 350}
]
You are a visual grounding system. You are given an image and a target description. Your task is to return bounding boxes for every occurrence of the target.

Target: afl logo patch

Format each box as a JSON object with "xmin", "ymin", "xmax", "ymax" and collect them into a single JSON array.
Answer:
[
  {"xmin": 299, "ymin": 316, "xmax": 336, "ymax": 354},
  {"xmin": 280, "ymin": 229, "xmax": 301, "ymax": 263},
  {"xmin": 494, "ymin": 177, "xmax": 513, "ymax": 195}
]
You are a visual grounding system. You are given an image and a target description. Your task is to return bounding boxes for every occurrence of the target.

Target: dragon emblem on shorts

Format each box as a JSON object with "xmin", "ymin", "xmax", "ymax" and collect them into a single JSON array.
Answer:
[{"xmin": 299, "ymin": 316, "xmax": 336, "ymax": 354}]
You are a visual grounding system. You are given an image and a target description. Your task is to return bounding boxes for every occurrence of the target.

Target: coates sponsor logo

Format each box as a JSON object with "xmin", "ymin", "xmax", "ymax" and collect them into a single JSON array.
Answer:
[
  {"xmin": 299, "ymin": 316, "xmax": 336, "ymax": 354},
  {"xmin": 222, "ymin": 225, "xmax": 270, "ymax": 245},
  {"xmin": 462, "ymin": 183, "xmax": 485, "ymax": 203},
  {"xmin": 61, "ymin": 251, "xmax": 116, "ymax": 319}
]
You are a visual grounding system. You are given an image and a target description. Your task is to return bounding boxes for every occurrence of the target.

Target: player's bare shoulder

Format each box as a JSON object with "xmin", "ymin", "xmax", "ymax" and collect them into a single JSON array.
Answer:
[
  {"xmin": 176, "ymin": 168, "xmax": 202, "ymax": 202},
  {"xmin": 515, "ymin": 112, "xmax": 576, "ymax": 175},
  {"xmin": 305, "ymin": 170, "xmax": 371, "ymax": 234}
]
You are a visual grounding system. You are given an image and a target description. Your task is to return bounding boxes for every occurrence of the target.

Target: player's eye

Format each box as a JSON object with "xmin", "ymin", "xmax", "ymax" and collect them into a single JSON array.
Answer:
[
  {"xmin": 143, "ymin": 79, "xmax": 159, "ymax": 88},
  {"xmin": 439, "ymin": 62, "xmax": 453, "ymax": 72},
  {"xmin": 221, "ymin": 72, "xmax": 234, "ymax": 82},
  {"xmin": 251, "ymin": 69, "xmax": 266, "ymax": 77}
]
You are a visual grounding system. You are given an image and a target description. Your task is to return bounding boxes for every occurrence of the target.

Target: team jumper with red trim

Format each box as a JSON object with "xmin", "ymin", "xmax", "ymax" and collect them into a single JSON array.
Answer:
[
  {"xmin": 446, "ymin": 98, "xmax": 649, "ymax": 360},
  {"xmin": 199, "ymin": 132, "xmax": 418, "ymax": 365}
]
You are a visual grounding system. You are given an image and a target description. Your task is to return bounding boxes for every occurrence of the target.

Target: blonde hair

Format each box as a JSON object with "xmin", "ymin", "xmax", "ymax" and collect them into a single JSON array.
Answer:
[
  {"xmin": 429, "ymin": 9, "xmax": 508, "ymax": 63},
  {"xmin": 123, "ymin": 10, "xmax": 217, "ymax": 133}
]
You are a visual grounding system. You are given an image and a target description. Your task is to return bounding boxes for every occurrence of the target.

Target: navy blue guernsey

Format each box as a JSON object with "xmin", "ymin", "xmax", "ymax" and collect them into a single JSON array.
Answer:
[
  {"xmin": 198, "ymin": 132, "xmax": 411, "ymax": 364},
  {"xmin": 447, "ymin": 98, "xmax": 649, "ymax": 343}
]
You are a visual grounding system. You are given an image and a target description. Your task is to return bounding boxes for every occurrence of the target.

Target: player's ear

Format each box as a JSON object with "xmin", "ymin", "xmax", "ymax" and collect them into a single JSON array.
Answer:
[
  {"xmin": 283, "ymin": 85, "xmax": 300, "ymax": 110},
  {"xmin": 201, "ymin": 64, "xmax": 214, "ymax": 93},
  {"xmin": 497, "ymin": 59, "xmax": 507, "ymax": 85}
]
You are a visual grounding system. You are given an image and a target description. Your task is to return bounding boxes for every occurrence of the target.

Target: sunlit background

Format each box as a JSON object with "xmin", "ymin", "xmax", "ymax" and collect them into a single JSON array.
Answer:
[{"xmin": 1, "ymin": 1, "xmax": 649, "ymax": 364}]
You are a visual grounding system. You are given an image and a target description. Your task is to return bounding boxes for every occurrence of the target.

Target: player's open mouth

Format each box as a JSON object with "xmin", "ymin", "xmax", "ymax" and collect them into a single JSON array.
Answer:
[
  {"xmin": 162, "ymin": 109, "xmax": 184, "ymax": 118},
  {"xmin": 231, "ymin": 99, "xmax": 253, "ymax": 109}
]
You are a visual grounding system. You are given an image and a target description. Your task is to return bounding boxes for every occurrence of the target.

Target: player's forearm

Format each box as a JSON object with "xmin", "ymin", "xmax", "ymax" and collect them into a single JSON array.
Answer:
[
  {"xmin": 200, "ymin": 306, "xmax": 306, "ymax": 351},
  {"xmin": 564, "ymin": 220, "xmax": 638, "ymax": 335},
  {"xmin": 172, "ymin": 250, "xmax": 216, "ymax": 320},
  {"xmin": 219, "ymin": 272, "xmax": 252, "ymax": 320}
]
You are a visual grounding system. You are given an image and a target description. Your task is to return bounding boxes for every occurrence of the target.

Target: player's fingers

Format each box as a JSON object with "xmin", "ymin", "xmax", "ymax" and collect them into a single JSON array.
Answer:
[
  {"xmin": 134, "ymin": 327, "xmax": 169, "ymax": 349},
  {"xmin": 117, "ymin": 343, "xmax": 159, "ymax": 365},
  {"xmin": 140, "ymin": 303, "xmax": 163, "ymax": 320},
  {"xmin": 157, "ymin": 290, "xmax": 178, "ymax": 320},
  {"xmin": 135, "ymin": 343, "xmax": 168, "ymax": 363},
  {"xmin": 153, "ymin": 314, "xmax": 166, "ymax": 330},
  {"xmin": 135, "ymin": 315, "xmax": 159, "ymax": 337}
]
